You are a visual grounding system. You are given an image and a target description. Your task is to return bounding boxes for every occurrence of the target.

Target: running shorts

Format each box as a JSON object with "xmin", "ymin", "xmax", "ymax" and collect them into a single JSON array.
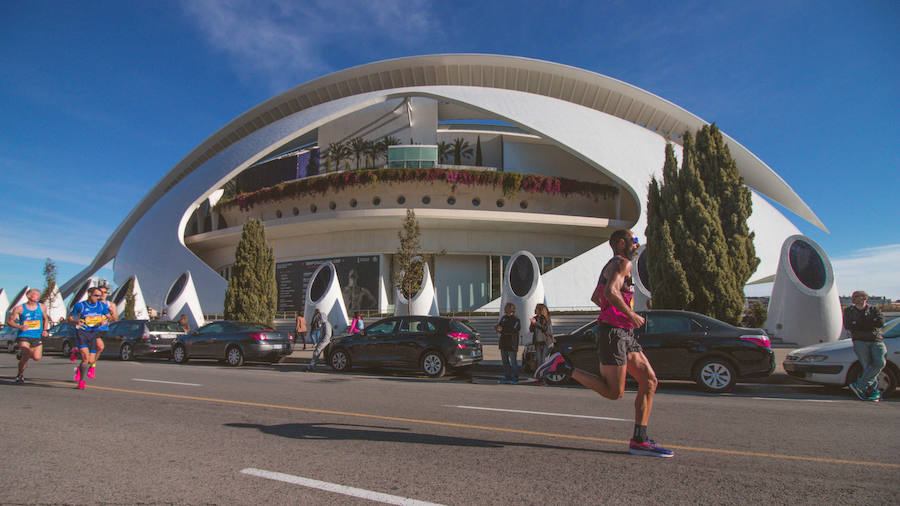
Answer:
[
  {"xmin": 16, "ymin": 337, "xmax": 43, "ymax": 348},
  {"xmin": 595, "ymin": 324, "xmax": 642, "ymax": 366},
  {"xmin": 76, "ymin": 329, "xmax": 106, "ymax": 352}
]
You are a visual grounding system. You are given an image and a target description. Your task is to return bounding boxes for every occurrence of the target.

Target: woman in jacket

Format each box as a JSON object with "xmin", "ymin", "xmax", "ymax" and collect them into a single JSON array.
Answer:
[{"xmin": 529, "ymin": 303, "xmax": 554, "ymax": 385}]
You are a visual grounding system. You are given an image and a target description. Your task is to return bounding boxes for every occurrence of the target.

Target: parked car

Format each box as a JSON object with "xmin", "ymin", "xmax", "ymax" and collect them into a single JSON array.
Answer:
[
  {"xmin": 45, "ymin": 322, "xmax": 78, "ymax": 356},
  {"xmin": 783, "ymin": 317, "xmax": 899, "ymax": 396},
  {"xmin": 522, "ymin": 310, "xmax": 774, "ymax": 392},
  {"xmin": 104, "ymin": 319, "xmax": 187, "ymax": 361},
  {"xmin": 325, "ymin": 316, "xmax": 483, "ymax": 377},
  {"xmin": 172, "ymin": 321, "xmax": 292, "ymax": 366},
  {"xmin": 0, "ymin": 325, "xmax": 18, "ymax": 353}
]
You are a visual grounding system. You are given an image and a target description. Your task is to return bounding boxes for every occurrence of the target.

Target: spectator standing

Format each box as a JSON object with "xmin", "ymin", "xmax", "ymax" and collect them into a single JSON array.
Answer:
[
  {"xmin": 844, "ymin": 290, "xmax": 886, "ymax": 402},
  {"xmin": 306, "ymin": 317, "xmax": 332, "ymax": 372},
  {"xmin": 349, "ymin": 312, "xmax": 365, "ymax": 333},
  {"xmin": 295, "ymin": 313, "xmax": 307, "ymax": 350},
  {"xmin": 178, "ymin": 314, "xmax": 190, "ymax": 333},
  {"xmin": 495, "ymin": 302, "xmax": 521, "ymax": 384},
  {"xmin": 309, "ymin": 309, "xmax": 323, "ymax": 347},
  {"xmin": 529, "ymin": 303, "xmax": 554, "ymax": 386}
]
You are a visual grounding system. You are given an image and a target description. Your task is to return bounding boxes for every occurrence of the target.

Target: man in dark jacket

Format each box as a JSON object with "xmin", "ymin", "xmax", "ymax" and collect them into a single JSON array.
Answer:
[
  {"xmin": 495, "ymin": 303, "xmax": 521, "ymax": 384},
  {"xmin": 843, "ymin": 290, "xmax": 886, "ymax": 401}
]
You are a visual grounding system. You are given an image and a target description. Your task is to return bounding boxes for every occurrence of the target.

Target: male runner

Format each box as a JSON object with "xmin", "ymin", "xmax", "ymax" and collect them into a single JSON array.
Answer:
[
  {"xmin": 7, "ymin": 288, "xmax": 51, "ymax": 383},
  {"xmin": 68, "ymin": 287, "xmax": 112, "ymax": 389},
  {"xmin": 535, "ymin": 229, "xmax": 673, "ymax": 457},
  {"xmin": 92, "ymin": 285, "xmax": 118, "ymax": 378}
]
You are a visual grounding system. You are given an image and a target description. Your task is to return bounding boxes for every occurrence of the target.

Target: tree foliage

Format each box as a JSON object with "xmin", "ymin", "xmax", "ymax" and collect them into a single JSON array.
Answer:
[
  {"xmin": 475, "ymin": 136, "xmax": 483, "ymax": 166},
  {"xmin": 224, "ymin": 219, "xmax": 276, "ymax": 327},
  {"xmin": 741, "ymin": 301, "xmax": 767, "ymax": 328},
  {"xmin": 395, "ymin": 209, "xmax": 424, "ymax": 315},
  {"xmin": 121, "ymin": 277, "xmax": 136, "ymax": 319},
  {"xmin": 451, "ymin": 138, "xmax": 473, "ymax": 165},
  {"xmin": 39, "ymin": 258, "xmax": 57, "ymax": 305},
  {"xmin": 645, "ymin": 125, "xmax": 759, "ymax": 325}
]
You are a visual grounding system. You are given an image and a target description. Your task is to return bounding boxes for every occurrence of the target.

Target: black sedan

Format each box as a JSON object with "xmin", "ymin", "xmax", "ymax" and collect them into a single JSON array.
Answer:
[
  {"xmin": 172, "ymin": 321, "xmax": 292, "ymax": 366},
  {"xmin": 325, "ymin": 316, "xmax": 483, "ymax": 377},
  {"xmin": 523, "ymin": 310, "xmax": 774, "ymax": 392}
]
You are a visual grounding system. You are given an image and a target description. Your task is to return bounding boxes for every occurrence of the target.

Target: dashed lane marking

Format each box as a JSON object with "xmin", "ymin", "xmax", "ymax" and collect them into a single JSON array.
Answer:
[
  {"xmin": 448, "ymin": 405, "xmax": 630, "ymax": 422},
  {"xmin": 46, "ymin": 381, "xmax": 900, "ymax": 469},
  {"xmin": 240, "ymin": 468, "xmax": 444, "ymax": 505},
  {"xmin": 751, "ymin": 397, "xmax": 838, "ymax": 403},
  {"xmin": 132, "ymin": 378, "xmax": 202, "ymax": 387}
]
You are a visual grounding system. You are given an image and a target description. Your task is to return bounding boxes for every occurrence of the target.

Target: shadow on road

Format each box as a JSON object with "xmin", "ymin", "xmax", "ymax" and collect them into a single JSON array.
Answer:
[{"xmin": 225, "ymin": 421, "xmax": 625, "ymax": 455}]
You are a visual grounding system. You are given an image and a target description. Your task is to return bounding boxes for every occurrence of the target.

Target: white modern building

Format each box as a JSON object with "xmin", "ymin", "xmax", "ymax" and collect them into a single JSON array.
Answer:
[{"xmin": 60, "ymin": 54, "xmax": 825, "ymax": 316}]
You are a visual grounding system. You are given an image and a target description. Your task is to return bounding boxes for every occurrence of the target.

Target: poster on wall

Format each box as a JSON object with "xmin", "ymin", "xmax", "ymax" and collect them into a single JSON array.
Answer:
[{"xmin": 276, "ymin": 255, "xmax": 379, "ymax": 312}]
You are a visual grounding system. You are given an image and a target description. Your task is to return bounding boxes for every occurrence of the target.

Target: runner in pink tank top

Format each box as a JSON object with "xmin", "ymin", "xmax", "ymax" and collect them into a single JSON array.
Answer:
[{"xmin": 534, "ymin": 229, "xmax": 673, "ymax": 458}]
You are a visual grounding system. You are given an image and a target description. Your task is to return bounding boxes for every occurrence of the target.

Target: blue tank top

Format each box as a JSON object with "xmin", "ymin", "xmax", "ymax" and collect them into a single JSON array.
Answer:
[
  {"xmin": 71, "ymin": 301, "xmax": 110, "ymax": 331},
  {"xmin": 18, "ymin": 303, "xmax": 44, "ymax": 338}
]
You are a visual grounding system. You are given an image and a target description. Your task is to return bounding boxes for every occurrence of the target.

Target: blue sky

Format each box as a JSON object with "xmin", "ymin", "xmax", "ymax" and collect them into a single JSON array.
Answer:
[{"xmin": 1, "ymin": 0, "xmax": 898, "ymax": 301}]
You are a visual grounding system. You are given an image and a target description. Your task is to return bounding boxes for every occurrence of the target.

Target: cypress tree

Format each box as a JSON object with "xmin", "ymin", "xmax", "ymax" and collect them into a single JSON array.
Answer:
[
  {"xmin": 395, "ymin": 209, "xmax": 424, "ymax": 316},
  {"xmin": 224, "ymin": 219, "xmax": 276, "ymax": 327},
  {"xmin": 475, "ymin": 136, "xmax": 483, "ymax": 166},
  {"xmin": 122, "ymin": 277, "xmax": 136, "ymax": 319},
  {"xmin": 645, "ymin": 129, "xmax": 753, "ymax": 325},
  {"xmin": 40, "ymin": 258, "xmax": 57, "ymax": 304}
]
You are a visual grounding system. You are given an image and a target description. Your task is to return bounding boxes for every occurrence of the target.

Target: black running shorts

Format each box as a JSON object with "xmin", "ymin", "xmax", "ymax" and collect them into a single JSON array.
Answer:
[
  {"xmin": 16, "ymin": 337, "xmax": 43, "ymax": 348},
  {"xmin": 76, "ymin": 329, "xmax": 106, "ymax": 352},
  {"xmin": 595, "ymin": 324, "xmax": 642, "ymax": 366}
]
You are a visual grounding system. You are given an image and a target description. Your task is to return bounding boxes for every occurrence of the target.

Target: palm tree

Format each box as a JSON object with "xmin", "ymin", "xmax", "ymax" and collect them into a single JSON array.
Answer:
[
  {"xmin": 349, "ymin": 137, "xmax": 368, "ymax": 170},
  {"xmin": 325, "ymin": 141, "xmax": 350, "ymax": 173},
  {"xmin": 451, "ymin": 137, "xmax": 473, "ymax": 165},
  {"xmin": 437, "ymin": 141, "xmax": 452, "ymax": 164},
  {"xmin": 379, "ymin": 135, "xmax": 402, "ymax": 165},
  {"xmin": 364, "ymin": 139, "xmax": 378, "ymax": 168}
]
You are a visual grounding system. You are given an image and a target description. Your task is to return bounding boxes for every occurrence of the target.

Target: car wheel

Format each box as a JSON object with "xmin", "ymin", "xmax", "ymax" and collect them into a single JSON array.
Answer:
[
  {"xmin": 421, "ymin": 351, "xmax": 446, "ymax": 378},
  {"xmin": 6, "ymin": 341, "xmax": 14, "ymax": 353},
  {"xmin": 172, "ymin": 345, "xmax": 188, "ymax": 364},
  {"xmin": 119, "ymin": 343, "xmax": 134, "ymax": 361},
  {"xmin": 848, "ymin": 364, "xmax": 898, "ymax": 397},
  {"xmin": 225, "ymin": 346, "xmax": 244, "ymax": 367},
  {"xmin": 330, "ymin": 349, "xmax": 351, "ymax": 372},
  {"xmin": 61, "ymin": 341, "xmax": 72, "ymax": 358},
  {"xmin": 695, "ymin": 358, "xmax": 736, "ymax": 393},
  {"xmin": 545, "ymin": 371, "xmax": 570, "ymax": 385}
]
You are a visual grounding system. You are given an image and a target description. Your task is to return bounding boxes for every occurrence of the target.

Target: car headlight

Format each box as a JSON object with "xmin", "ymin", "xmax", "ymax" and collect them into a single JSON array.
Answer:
[{"xmin": 799, "ymin": 354, "xmax": 828, "ymax": 363}]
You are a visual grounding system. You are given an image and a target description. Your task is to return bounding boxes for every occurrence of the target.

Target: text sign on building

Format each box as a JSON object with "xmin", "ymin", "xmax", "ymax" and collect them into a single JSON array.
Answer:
[{"xmin": 276, "ymin": 255, "xmax": 379, "ymax": 312}]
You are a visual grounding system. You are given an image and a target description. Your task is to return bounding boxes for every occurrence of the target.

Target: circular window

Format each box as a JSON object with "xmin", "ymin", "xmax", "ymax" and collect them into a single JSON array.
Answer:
[
  {"xmin": 789, "ymin": 240, "xmax": 826, "ymax": 289},
  {"xmin": 275, "ymin": 209, "xmax": 283, "ymax": 218},
  {"xmin": 520, "ymin": 201, "xmax": 528, "ymax": 209},
  {"xmin": 397, "ymin": 196, "xmax": 406, "ymax": 205},
  {"xmin": 422, "ymin": 196, "xmax": 431, "ymax": 204},
  {"xmin": 472, "ymin": 198, "xmax": 480, "ymax": 206},
  {"xmin": 329, "ymin": 201, "xmax": 336, "ymax": 210},
  {"xmin": 447, "ymin": 196, "xmax": 456, "ymax": 205},
  {"xmin": 509, "ymin": 256, "xmax": 534, "ymax": 297},
  {"xmin": 292, "ymin": 207, "xmax": 299, "ymax": 216},
  {"xmin": 166, "ymin": 273, "xmax": 187, "ymax": 305},
  {"xmin": 310, "ymin": 204, "xmax": 317, "ymax": 213},
  {"xmin": 350, "ymin": 199, "xmax": 358, "ymax": 208},
  {"xmin": 496, "ymin": 199, "xmax": 505, "ymax": 208},
  {"xmin": 373, "ymin": 197, "xmax": 381, "ymax": 206}
]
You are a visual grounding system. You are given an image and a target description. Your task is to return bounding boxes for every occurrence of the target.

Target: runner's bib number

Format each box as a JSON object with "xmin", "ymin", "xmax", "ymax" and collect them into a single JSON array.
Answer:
[
  {"xmin": 84, "ymin": 315, "xmax": 104, "ymax": 327},
  {"xmin": 23, "ymin": 319, "xmax": 41, "ymax": 330}
]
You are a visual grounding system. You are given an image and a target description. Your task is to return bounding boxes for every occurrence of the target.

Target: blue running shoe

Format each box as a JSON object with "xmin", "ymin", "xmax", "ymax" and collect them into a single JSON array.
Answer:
[
  {"xmin": 848, "ymin": 382, "xmax": 866, "ymax": 400},
  {"xmin": 629, "ymin": 439, "xmax": 674, "ymax": 458},
  {"xmin": 534, "ymin": 352, "xmax": 572, "ymax": 380}
]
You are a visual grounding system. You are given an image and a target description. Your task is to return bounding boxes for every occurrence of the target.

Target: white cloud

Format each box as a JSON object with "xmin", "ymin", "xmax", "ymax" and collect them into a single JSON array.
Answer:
[
  {"xmin": 831, "ymin": 244, "xmax": 900, "ymax": 300},
  {"xmin": 182, "ymin": 0, "xmax": 440, "ymax": 92},
  {"xmin": 745, "ymin": 244, "xmax": 900, "ymax": 300}
]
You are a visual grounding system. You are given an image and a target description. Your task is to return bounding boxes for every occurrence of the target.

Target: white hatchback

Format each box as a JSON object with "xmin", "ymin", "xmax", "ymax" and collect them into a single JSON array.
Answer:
[{"xmin": 783, "ymin": 317, "xmax": 899, "ymax": 396}]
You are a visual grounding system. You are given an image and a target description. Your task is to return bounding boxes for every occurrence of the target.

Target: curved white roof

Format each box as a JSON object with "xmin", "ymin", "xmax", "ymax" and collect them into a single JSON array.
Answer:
[{"xmin": 61, "ymin": 54, "xmax": 823, "ymax": 297}]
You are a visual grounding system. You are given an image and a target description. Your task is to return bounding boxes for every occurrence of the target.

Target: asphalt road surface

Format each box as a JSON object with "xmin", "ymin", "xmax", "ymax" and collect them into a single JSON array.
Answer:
[{"xmin": 2, "ymin": 352, "xmax": 897, "ymax": 504}]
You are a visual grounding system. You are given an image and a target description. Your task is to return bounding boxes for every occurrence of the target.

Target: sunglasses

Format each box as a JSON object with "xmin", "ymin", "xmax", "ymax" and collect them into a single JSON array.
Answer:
[{"xmin": 631, "ymin": 237, "xmax": 639, "ymax": 244}]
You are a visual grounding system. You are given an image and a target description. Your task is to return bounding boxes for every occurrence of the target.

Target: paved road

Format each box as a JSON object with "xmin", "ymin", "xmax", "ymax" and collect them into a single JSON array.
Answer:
[{"xmin": 2, "ymin": 352, "xmax": 897, "ymax": 504}]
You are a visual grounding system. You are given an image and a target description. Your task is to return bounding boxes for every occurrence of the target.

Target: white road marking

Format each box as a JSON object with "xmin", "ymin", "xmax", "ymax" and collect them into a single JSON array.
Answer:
[
  {"xmin": 750, "ymin": 397, "xmax": 838, "ymax": 403},
  {"xmin": 132, "ymin": 378, "xmax": 201, "ymax": 387},
  {"xmin": 240, "ymin": 468, "xmax": 444, "ymax": 505},
  {"xmin": 448, "ymin": 405, "xmax": 630, "ymax": 422}
]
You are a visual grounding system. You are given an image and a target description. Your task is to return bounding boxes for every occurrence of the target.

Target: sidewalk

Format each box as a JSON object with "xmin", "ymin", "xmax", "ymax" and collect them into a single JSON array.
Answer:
[{"xmin": 284, "ymin": 344, "xmax": 799, "ymax": 385}]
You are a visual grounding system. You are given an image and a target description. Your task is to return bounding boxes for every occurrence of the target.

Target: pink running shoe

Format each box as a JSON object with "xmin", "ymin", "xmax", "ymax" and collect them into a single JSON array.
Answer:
[
  {"xmin": 74, "ymin": 367, "xmax": 81, "ymax": 382},
  {"xmin": 77, "ymin": 380, "xmax": 86, "ymax": 390},
  {"xmin": 87, "ymin": 366, "xmax": 95, "ymax": 380},
  {"xmin": 70, "ymin": 349, "xmax": 77, "ymax": 362}
]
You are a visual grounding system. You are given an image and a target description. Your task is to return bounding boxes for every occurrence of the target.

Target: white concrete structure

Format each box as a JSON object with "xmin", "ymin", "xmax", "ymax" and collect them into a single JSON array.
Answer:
[
  {"xmin": 0, "ymin": 289, "xmax": 9, "ymax": 324},
  {"xmin": 163, "ymin": 272, "xmax": 206, "ymax": 330},
  {"xmin": 111, "ymin": 276, "xmax": 150, "ymax": 320},
  {"xmin": 59, "ymin": 54, "xmax": 824, "ymax": 315},
  {"xmin": 7, "ymin": 287, "xmax": 30, "ymax": 322},
  {"xmin": 394, "ymin": 261, "xmax": 439, "ymax": 317},
  {"xmin": 765, "ymin": 236, "xmax": 842, "ymax": 346},
  {"xmin": 500, "ymin": 251, "xmax": 546, "ymax": 345},
  {"xmin": 304, "ymin": 262, "xmax": 350, "ymax": 335},
  {"xmin": 67, "ymin": 278, "xmax": 98, "ymax": 313},
  {"xmin": 47, "ymin": 287, "xmax": 67, "ymax": 323}
]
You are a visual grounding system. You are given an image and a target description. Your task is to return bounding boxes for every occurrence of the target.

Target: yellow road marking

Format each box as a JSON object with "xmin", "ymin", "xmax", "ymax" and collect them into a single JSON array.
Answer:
[{"xmin": 49, "ymin": 381, "xmax": 899, "ymax": 469}]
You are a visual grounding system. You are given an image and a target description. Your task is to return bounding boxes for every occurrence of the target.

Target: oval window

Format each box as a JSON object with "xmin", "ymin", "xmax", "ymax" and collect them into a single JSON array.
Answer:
[{"xmin": 789, "ymin": 240, "xmax": 826, "ymax": 289}]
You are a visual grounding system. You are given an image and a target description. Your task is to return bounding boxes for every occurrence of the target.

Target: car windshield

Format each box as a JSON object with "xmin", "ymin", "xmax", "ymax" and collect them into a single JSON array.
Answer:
[
  {"xmin": 231, "ymin": 322, "xmax": 271, "ymax": 331},
  {"xmin": 882, "ymin": 318, "xmax": 900, "ymax": 338},
  {"xmin": 452, "ymin": 319, "xmax": 477, "ymax": 334},
  {"xmin": 149, "ymin": 322, "xmax": 186, "ymax": 332}
]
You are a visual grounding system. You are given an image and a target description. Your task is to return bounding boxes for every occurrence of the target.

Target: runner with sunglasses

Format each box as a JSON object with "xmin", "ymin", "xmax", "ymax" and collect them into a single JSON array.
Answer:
[
  {"xmin": 535, "ymin": 229, "xmax": 673, "ymax": 457},
  {"xmin": 68, "ymin": 287, "xmax": 113, "ymax": 389},
  {"xmin": 90, "ymin": 285, "xmax": 118, "ymax": 378}
]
